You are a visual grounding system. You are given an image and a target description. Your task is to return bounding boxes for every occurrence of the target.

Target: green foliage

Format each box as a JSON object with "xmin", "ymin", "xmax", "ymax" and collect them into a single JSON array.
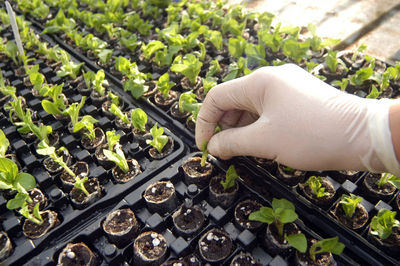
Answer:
[
  {"xmin": 202, "ymin": 77, "xmax": 218, "ymax": 95},
  {"xmin": 206, "ymin": 60, "xmax": 222, "ymax": 78},
  {"xmin": 179, "ymin": 91, "xmax": 202, "ymax": 124},
  {"xmin": 245, "ymin": 43, "xmax": 268, "ymax": 68},
  {"xmin": 73, "ymin": 115, "xmax": 98, "ymax": 141},
  {"xmin": 285, "ymin": 233, "xmax": 307, "ymax": 253},
  {"xmin": 106, "ymin": 130, "xmax": 120, "ymax": 152},
  {"xmin": 376, "ymin": 173, "xmax": 400, "ymax": 189},
  {"xmin": 18, "ymin": 202, "xmax": 43, "ymax": 225},
  {"xmin": 258, "ymin": 23, "xmax": 283, "ymax": 53},
  {"xmin": 103, "ymin": 145, "xmax": 129, "ymax": 173},
  {"xmin": 307, "ymin": 23, "xmax": 340, "ymax": 52},
  {"xmin": 56, "ymin": 50, "xmax": 84, "ymax": 80},
  {"xmin": 325, "ymin": 50, "xmax": 344, "ymax": 73},
  {"xmin": 204, "ymin": 30, "xmax": 223, "ymax": 50},
  {"xmin": 146, "ymin": 123, "xmax": 168, "ymax": 153},
  {"xmin": 304, "ymin": 176, "xmax": 329, "ymax": 198},
  {"xmin": 171, "ymin": 54, "xmax": 203, "ymax": 86},
  {"xmin": 131, "ymin": 108, "xmax": 148, "ymax": 133},
  {"xmin": 92, "ymin": 70, "xmax": 108, "ymax": 97},
  {"xmin": 249, "ymin": 198, "xmax": 298, "ymax": 237},
  {"xmin": 110, "ymin": 103, "xmax": 130, "ymax": 125},
  {"xmin": 0, "ymin": 158, "xmax": 36, "ymax": 194},
  {"xmin": 108, "ymin": 91, "xmax": 120, "ymax": 106},
  {"xmin": 371, "ymin": 209, "xmax": 400, "ymax": 240},
  {"xmin": 63, "ymin": 96, "xmax": 86, "ymax": 128},
  {"xmin": 228, "ymin": 37, "xmax": 246, "ymax": 59},
  {"xmin": 36, "ymin": 141, "xmax": 75, "ymax": 178},
  {"xmin": 281, "ymin": 39, "xmax": 310, "ymax": 63},
  {"xmin": 366, "ymin": 85, "xmax": 381, "ymax": 99},
  {"xmin": 309, "ymin": 237, "xmax": 345, "ymax": 262},
  {"xmin": 123, "ymin": 78, "xmax": 148, "ymax": 100},
  {"xmin": 349, "ymin": 67, "xmax": 373, "ymax": 86},
  {"xmin": 220, "ymin": 165, "xmax": 239, "ymax": 190},
  {"xmin": 41, "ymin": 84, "xmax": 66, "ymax": 115},
  {"xmin": 142, "ymin": 40, "xmax": 166, "ymax": 60},
  {"xmin": 339, "ymin": 194, "xmax": 362, "ymax": 218},
  {"xmin": 331, "ymin": 78, "xmax": 349, "ymax": 91},
  {"xmin": 0, "ymin": 130, "xmax": 9, "ymax": 158},
  {"xmin": 74, "ymin": 176, "xmax": 90, "ymax": 196},
  {"xmin": 120, "ymin": 31, "xmax": 142, "ymax": 52},
  {"xmin": 17, "ymin": 0, "xmax": 50, "ymax": 19},
  {"xmin": 156, "ymin": 73, "xmax": 175, "ymax": 99},
  {"xmin": 43, "ymin": 9, "xmax": 76, "ymax": 34}
]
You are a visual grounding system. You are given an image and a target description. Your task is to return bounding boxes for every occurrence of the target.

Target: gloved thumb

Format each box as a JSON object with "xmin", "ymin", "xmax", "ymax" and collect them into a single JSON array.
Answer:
[{"xmin": 207, "ymin": 120, "xmax": 269, "ymax": 160}]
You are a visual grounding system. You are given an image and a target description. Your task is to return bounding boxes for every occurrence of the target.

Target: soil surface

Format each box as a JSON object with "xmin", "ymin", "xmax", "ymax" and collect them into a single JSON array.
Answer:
[
  {"xmin": 81, "ymin": 128, "xmax": 104, "ymax": 149},
  {"xmin": 332, "ymin": 202, "xmax": 368, "ymax": 230},
  {"xmin": 230, "ymin": 252, "xmax": 261, "ymax": 266},
  {"xmin": 296, "ymin": 239, "xmax": 335, "ymax": 266},
  {"xmin": 134, "ymin": 232, "xmax": 167, "ymax": 260},
  {"xmin": 23, "ymin": 211, "xmax": 59, "ymax": 239},
  {"xmin": 301, "ymin": 177, "xmax": 335, "ymax": 205},
  {"xmin": 103, "ymin": 208, "xmax": 138, "ymax": 234},
  {"xmin": 58, "ymin": 243, "xmax": 95, "ymax": 265},
  {"xmin": 60, "ymin": 162, "xmax": 89, "ymax": 184},
  {"xmin": 210, "ymin": 175, "xmax": 237, "ymax": 194},
  {"xmin": 234, "ymin": 200, "xmax": 263, "ymax": 231},
  {"xmin": 149, "ymin": 137, "xmax": 174, "ymax": 159},
  {"xmin": 170, "ymin": 101, "xmax": 189, "ymax": 120},
  {"xmin": 181, "ymin": 76, "xmax": 202, "ymax": 91},
  {"xmin": 71, "ymin": 178, "xmax": 99, "ymax": 203},
  {"xmin": 154, "ymin": 90, "xmax": 178, "ymax": 108},
  {"xmin": 173, "ymin": 205, "xmax": 205, "ymax": 232},
  {"xmin": 182, "ymin": 157, "xmax": 213, "ymax": 178},
  {"xmin": 199, "ymin": 228, "xmax": 232, "ymax": 262},
  {"xmin": 364, "ymin": 173, "xmax": 396, "ymax": 196},
  {"xmin": 144, "ymin": 181, "xmax": 174, "ymax": 203},
  {"xmin": 113, "ymin": 159, "xmax": 141, "ymax": 183}
]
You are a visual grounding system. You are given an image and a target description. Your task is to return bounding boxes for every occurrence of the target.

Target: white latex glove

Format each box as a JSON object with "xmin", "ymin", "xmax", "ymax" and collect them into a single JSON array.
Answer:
[{"xmin": 195, "ymin": 64, "xmax": 400, "ymax": 174}]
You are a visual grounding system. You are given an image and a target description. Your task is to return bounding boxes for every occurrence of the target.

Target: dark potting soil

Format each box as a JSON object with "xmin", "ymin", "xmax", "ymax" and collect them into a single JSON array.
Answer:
[
  {"xmin": 332, "ymin": 203, "xmax": 368, "ymax": 230},
  {"xmin": 144, "ymin": 181, "xmax": 174, "ymax": 202},
  {"xmin": 181, "ymin": 76, "xmax": 202, "ymax": 91},
  {"xmin": 296, "ymin": 250, "xmax": 334, "ymax": 266},
  {"xmin": 81, "ymin": 128, "xmax": 104, "ymax": 149},
  {"xmin": 27, "ymin": 188, "xmax": 48, "ymax": 212},
  {"xmin": 182, "ymin": 157, "xmax": 213, "ymax": 177},
  {"xmin": 103, "ymin": 209, "xmax": 138, "ymax": 234},
  {"xmin": 135, "ymin": 232, "xmax": 167, "ymax": 260},
  {"xmin": 70, "ymin": 178, "xmax": 99, "ymax": 203},
  {"xmin": 210, "ymin": 175, "xmax": 237, "ymax": 194},
  {"xmin": 115, "ymin": 117, "xmax": 131, "ymax": 130},
  {"xmin": 364, "ymin": 173, "xmax": 396, "ymax": 195},
  {"xmin": 199, "ymin": 229, "xmax": 232, "ymax": 262},
  {"xmin": 170, "ymin": 102, "xmax": 189, "ymax": 120},
  {"xmin": 44, "ymin": 149, "xmax": 70, "ymax": 173},
  {"xmin": 23, "ymin": 211, "xmax": 59, "ymax": 239},
  {"xmin": 173, "ymin": 205, "xmax": 204, "ymax": 231},
  {"xmin": 58, "ymin": 243, "xmax": 96, "ymax": 266},
  {"xmin": 302, "ymin": 178, "xmax": 335, "ymax": 204},
  {"xmin": 154, "ymin": 90, "xmax": 178, "ymax": 107},
  {"xmin": 113, "ymin": 159, "xmax": 141, "ymax": 183},
  {"xmin": 377, "ymin": 226, "xmax": 400, "ymax": 247},
  {"xmin": 235, "ymin": 200, "xmax": 263, "ymax": 231},
  {"xmin": 148, "ymin": 137, "xmax": 174, "ymax": 159},
  {"xmin": 60, "ymin": 162, "xmax": 88, "ymax": 184},
  {"xmin": 269, "ymin": 222, "xmax": 300, "ymax": 246},
  {"xmin": 230, "ymin": 252, "xmax": 262, "ymax": 266}
]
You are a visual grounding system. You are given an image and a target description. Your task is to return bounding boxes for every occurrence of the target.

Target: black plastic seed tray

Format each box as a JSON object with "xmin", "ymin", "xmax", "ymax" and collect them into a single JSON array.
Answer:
[
  {"xmin": 21, "ymin": 153, "xmax": 358, "ymax": 265},
  {"xmin": 240, "ymin": 156, "xmax": 399, "ymax": 265},
  {"xmin": 0, "ymin": 27, "xmax": 188, "ymax": 266}
]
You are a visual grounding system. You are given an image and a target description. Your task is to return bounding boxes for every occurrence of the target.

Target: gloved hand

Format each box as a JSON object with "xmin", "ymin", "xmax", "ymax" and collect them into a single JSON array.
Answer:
[{"xmin": 195, "ymin": 64, "xmax": 400, "ymax": 174}]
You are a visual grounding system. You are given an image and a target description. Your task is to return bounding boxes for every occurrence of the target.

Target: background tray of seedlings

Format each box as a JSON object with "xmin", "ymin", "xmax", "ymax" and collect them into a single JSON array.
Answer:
[
  {"xmin": 21, "ymin": 152, "xmax": 360, "ymax": 265},
  {"xmin": 0, "ymin": 12, "xmax": 188, "ymax": 265},
  {"xmin": 238, "ymin": 156, "xmax": 400, "ymax": 265}
]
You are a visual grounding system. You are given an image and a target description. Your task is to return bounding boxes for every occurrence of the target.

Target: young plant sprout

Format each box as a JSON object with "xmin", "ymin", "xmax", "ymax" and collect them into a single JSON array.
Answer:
[
  {"xmin": 370, "ymin": 209, "xmax": 400, "ymax": 240},
  {"xmin": 220, "ymin": 165, "xmax": 239, "ymax": 190},
  {"xmin": 171, "ymin": 53, "xmax": 203, "ymax": 86},
  {"xmin": 200, "ymin": 125, "xmax": 222, "ymax": 167},
  {"xmin": 0, "ymin": 129, "xmax": 9, "ymax": 158},
  {"xmin": 131, "ymin": 108, "xmax": 148, "ymax": 133},
  {"xmin": 63, "ymin": 96, "xmax": 86, "ymax": 128},
  {"xmin": 146, "ymin": 123, "xmax": 168, "ymax": 153},
  {"xmin": 331, "ymin": 78, "xmax": 349, "ymax": 91},
  {"xmin": 325, "ymin": 50, "xmax": 347, "ymax": 73},
  {"xmin": 103, "ymin": 144, "xmax": 129, "ymax": 174},
  {"xmin": 375, "ymin": 173, "xmax": 400, "ymax": 189},
  {"xmin": 107, "ymin": 91, "xmax": 119, "ymax": 106},
  {"xmin": 304, "ymin": 176, "xmax": 329, "ymax": 198},
  {"xmin": 92, "ymin": 69, "xmax": 108, "ymax": 97},
  {"xmin": 110, "ymin": 103, "xmax": 130, "ymax": 125},
  {"xmin": 141, "ymin": 40, "xmax": 165, "ymax": 60},
  {"xmin": 18, "ymin": 201, "xmax": 43, "ymax": 225},
  {"xmin": 106, "ymin": 130, "xmax": 120, "ymax": 152},
  {"xmin": 156, "ymin": 73, "xmax": 175, "ymax": 99},
  {"xmin": 41, "ymin": 83, "xmax": 66, "ymax": 116},
  {"xmin": 308, "ymin": 237, "xmax": 345, "ymax": 262},
  {"xmin": 249, "ymin": 198, "xmax": 307, "ymax": 253},
  {"xmin": 73, "ymin": 115, "xmax": 99, "ymax": 141},
  {"xmin": 339, "ymin": 194, "xmax": 363, "ymax": 218}
]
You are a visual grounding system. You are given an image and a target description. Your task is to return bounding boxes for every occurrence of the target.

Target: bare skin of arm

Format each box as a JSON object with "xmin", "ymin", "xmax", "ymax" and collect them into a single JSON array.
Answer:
[{"xmin": 390, "ymin": 103, "xmax": 400, "ymax": 164}]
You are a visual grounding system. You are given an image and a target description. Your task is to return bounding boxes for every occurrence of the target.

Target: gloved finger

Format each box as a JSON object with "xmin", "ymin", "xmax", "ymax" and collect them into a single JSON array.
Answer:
[
  {"xmin": 207, "ymin": 119, "xmax": 274, "ymax": 160},
  {"xmin": 195, "ymin": 73, "xmax": 261, "ymax": 150},
  {"xmin": 236, "ymin": 111, "xmax": 259, "ymax": 127}
]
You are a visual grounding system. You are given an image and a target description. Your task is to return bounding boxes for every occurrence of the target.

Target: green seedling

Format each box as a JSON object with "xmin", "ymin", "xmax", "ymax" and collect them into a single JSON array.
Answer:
[
  {"xmin": 304, "ymin": 176, "xmax": 329, "ymax": 198},
  {"xmin": 63, "ymin": 96, "xmax": 86, "ymax": 128},
  {"xmin": 376, "ymin": 173, "xmax": 400, "ymax": 189},
  {"xmin": 339, "ymin": 194, "xmax": 362, "ymax": 218},
  {"xmin": 308, "ymin": 237, "xmax": 345, "ymax": 262},
  {"xmin": 156, "ymin": 73, "xmax": 175, "ymax": 99},
  {"xmin": 171, "ymin": 53, "xmax": 203, "ymax": 86},
  {"xmin": 41, "ymin": 83, "xmax": 66, "ymax": 115},
  {"xmin": 131, "ymin": 108, "xmax": 148, "ymax": 133},
  {"xmin": 0, "ymin": 129, "xmax": 9, "ymax": 158},
  {"xmin": 110, "ymin": 103, "xmax": 130, "ymax": 125},
  {"xmin": 105, "ymin": 130, "xmax": 120, "ymax": 152},
  {"xmin": 74, "ymin": 176, "xmax": 90, "ymax": 196},
  {"xmin": 325, "ymin": 50, "xmax": 347, "ymax": 74},
  {"xmin": 220, "ymin": 165, "xmax": 239, "ymax": 190},
  {"xmin": 281, "ymin": 39, "xmax": 310, "ymax": 63},
  {"xmin": 331, "ymin": 78, "xmax": 349, "ymax": 91},
  {"xmin": 141, "ymin": 40, "xmax": 165, "ymax": 60},
  {"xmin": 228, "ymin": 36, "xmax": 246, "ymax": 59},
  {"xmin": 107, "ymin": 91, "xmax": 120, "ymax": 106},
  {"xmin": 73, "ymin": 115, "xmax": 98, "ymax": 141},
  {"xmin": 146, "ymin": 123, "xmax": 168, "ymax": 153},
  {"xmin": 200, "ymin": 125, "xmax": 222, "ymax": 167},
  {"xmin": 18, "ymin": 202, "xmax": 43, "ymax": 225},
  {"xmin": 92, "ymin": 69, "xmax": 108, "ymax": 97},
  {"xmin": 370, "ymin": 209, "xmax": 400, "ymax": 240},
  {"xmin": 36, "ymin": 140, "xmax": 75, "ymax": 177},
  {"xmin": 103, "ymin": 144, "xmax": 129, "ymax": 173},
  {"xmin": 249, "ymin": 198, "xmax": 307, "ymax": 253},
  {"xmin": 307, "ymin": 23, "xmax": 340, "ymax": 52}
]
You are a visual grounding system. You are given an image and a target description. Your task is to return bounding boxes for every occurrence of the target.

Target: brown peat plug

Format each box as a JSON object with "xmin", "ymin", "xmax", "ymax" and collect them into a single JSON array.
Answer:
[
  {"xmin": 276, "ymin": 164, "xmax": 306, "ymax": 186},
  {"xmin": 27, "ymin": 188, "xmax": 48, "ymax": 212},
  {"xmin": 132, "ymin": 124, "xmax": 152, "ymax": 147},
  {"xmin": 181, "ymin": 76, "xmax": 202, "ymax": 91},
  {"xmin": 70, "ymin": 178, "xmax": 102, "ymax": 209},
  {"xmin": 295, "ymin": 238, "xmax": 337, "ymax": 266},
  {"xmin": 90, "ymin": 90, "xmax": 107, "ymax": 108},
  {"xmin": 154, "ymin": 90, "xmax": 179, "ymax": 110},
  {"xmin": 101, "ymin": 100, "xmax": 115, "ymax": 119},
  {"xmin": 329, "ymin": 170, "xmax": 360, "ymax": 183},
  {"xmin": 230, "ymin": 251, "xmax": 262, "ymax": 266},
  {"xmin": 362, "ymin": 173, "xmax": 396, "ymax": 202},
  {"xmin": 102, "ymin": 208, "xmax": 139, "ymax": 247},
  {"xmin": 331, "ymin": 200, "xmax": 368, "ymax": 231},
  {"xmin": 111, "ymin": 158, "xmax": 141, "ymax": 183},
  {"xmin": 234, "ymin": 200, "xmax": 263, "ymax": 231},
  {"xmin": 148, "ymin": 136, "xmax": 174, "ymax": 160},
  {"xmin": 81, "ymin": 127, "xmax": 105, "ymax": 151},
  {"xmin": 57, "ymin": 242, "xmax": 98, "ymax": 266},
  {"xmin": 133, "ymin": 231, "xmax": 168, "ymax": 265},
  {"xmin": 60, "ymin": 161, "xmax": 89, "ymax": 192},
  {"xmin": 142, "ymin": 81, "xmax": 158, "ymax": 98},
  {"xmin": 299, "ymin": 176, "xmax": 336, "ymax": 208},
  {"xmin": 114, "ymin": 116, "xmax": 131, "ymax": 131},
  {"xmin": 169, "ymin": 101, "xmax": 190, "ymax": 122},
  {"xmin": 263, "ymin": 223, "xmax": 301, "ymax": 257},
  {"xmin": 43, "ymin": 148, "xmax": 72, "ymax": 174},
  {"xmin": 144, "ymin": 181, "xmax": 178, "ymax": 215},
  {"xmin": 0, "ymin": 231, "xmax": 12, "ymax": 262},
  {"xmin": 172, "ymin": 205, "xmax": 205, "ymax": 237},
  {"xmin": 182, "ymin": 156, "xmax": 213, "ymax": 189},
  {"xmin": 198, "ymin": 228, "xmax": 233, "ymax": 263},
  {"xmin": 161, "ymin": 254, "xmax": 201, "ymax": 266},
  {"xmin": 23, "ymin": 210, "xmax": 59, "ymax": 239},
  {"xmin": 94, "ymin": 144, "xmax": 114, "ymax": 170},
  {"xmin": 209, "ymin": 175, "xmax": 239, "ymax": 209}
]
